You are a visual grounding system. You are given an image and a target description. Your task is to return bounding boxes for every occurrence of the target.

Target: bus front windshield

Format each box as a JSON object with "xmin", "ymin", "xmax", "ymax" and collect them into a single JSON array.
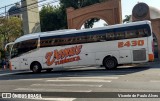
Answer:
[
  {"xmin": 11, "ymin": 43, "xmax": 20, "ymax": 59},
  {"xmin": 11, "ymin": 39, "xmax": 38, "ymax": 59}
]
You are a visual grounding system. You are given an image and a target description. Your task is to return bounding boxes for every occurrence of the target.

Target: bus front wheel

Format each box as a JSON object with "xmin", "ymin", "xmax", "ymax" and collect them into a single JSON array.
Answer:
[
  {"xmin": 103, "ymin": 57, "xmax": 117, "ymax": 70},
  {"xmin": 31, "ymin": 62, "xmax": 42, "ymax": 73}
]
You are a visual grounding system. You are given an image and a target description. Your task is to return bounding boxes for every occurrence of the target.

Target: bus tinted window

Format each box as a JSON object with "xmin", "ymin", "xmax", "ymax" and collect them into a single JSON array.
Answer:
[
  {"xmin": 19, "ymin": 39, "xmax": 38, "ymax": 54},
  {"xmin": 126, "ymin": 30, "xmax": 138, "ymax": 39},
  {"xmin": 40, "ymin": 25, "xmax": 151, "ymax": 47},
  {"xmin": 115, "ymin": 32, "xmax": 125, "ymax": 40},
  {"xmin": 11, "ymin": 39, "xmax": 38, "ymax": 58},
  {"xmin": 11, "ymin": 42, "xmax": 20, "ymax": 58},
  {"xmin": 106, "ymin": 32, "xmax": 115, "ymax": 41},
  {"xmin": 138, "ymin": 29, "xmax": 148, "ymax": 37}
]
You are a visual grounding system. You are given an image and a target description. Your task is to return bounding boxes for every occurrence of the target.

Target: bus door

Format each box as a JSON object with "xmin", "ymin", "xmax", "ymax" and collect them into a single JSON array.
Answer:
[
  {"xmin": 119, "ymin": 50, "xmax": 132, "ymax": 64},
  {"xmin": 9, "ymin": 42, "xmax": 21, "ymax": 70}
]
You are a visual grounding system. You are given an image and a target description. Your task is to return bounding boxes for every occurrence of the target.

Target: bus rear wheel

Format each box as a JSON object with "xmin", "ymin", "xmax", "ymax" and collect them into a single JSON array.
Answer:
[
  {"xmin": 103, "ymin": 57, "xmax": 117, "ymax": 70},
  {"xmin": 31, "ymin": 62, "xmax": 42, "ymax": 73}
]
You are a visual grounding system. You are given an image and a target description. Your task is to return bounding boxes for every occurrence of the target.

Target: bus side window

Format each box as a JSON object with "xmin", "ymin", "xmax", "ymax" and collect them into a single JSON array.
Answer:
[
  {"xmin": 86, "ymin": 35, "xmax": 92, "ymax": 42},
  {"xmin": 78, "ymin": 36, "xmax": 82, "ymax": 43},
  {"xmin": 51, "ymin": 39, "xmax": 55, "ymax": 46},
  {"xmin": 57, "ymin": 39, "xmax": 62, "ymax": 46},
  {"xmin": 126, "ymin": 30, "xmax": 137, "ymax": 39},
  {"xmin": 59, "ymin": 38, "xmax": 64, "ymax": 45},
  {"xmin": 144, "ymin": 28, "xmax": 149, "ymax": 36},
  {"xmin": 108, "ymin": 33, "xmax": 115, "ymax": 40},
  {"xmin": 105, "ymin": 33, "xmax": 108, "ymax": 41},
  {"xmin": 93, "ymin": 35, "xmax": 98, "ymax": 42},
  {"xmin": 55, "ymin": 38, "xmax": 60, "ymax": 46},
  {"xmin": 68, "ymin": 38, "xmax": 72, "ymax": 45},
  {"xmin": 115, "ymin": 32, "xmax": 125, "ymax": 40},
  {"xmin": 40, "ymin": 39, "xmax": 46, "ymax": 47},
  {"xmin": 19, "ymin": 39, "xmax": 38, "ymax": 55},
  {"xmin": 137, "ymin": 29, "xmax": 144, "ymax": 37},
  {"xmin": 99, "ymin": 34, "xmax": 106, "ymax": 41},
  {"xmin": 62, "ymin": 38, "xmax": 68, "ymax": 45},
  {"xmin": 72, "ymin": 38, "xmax": 76, "ymax": 44}
]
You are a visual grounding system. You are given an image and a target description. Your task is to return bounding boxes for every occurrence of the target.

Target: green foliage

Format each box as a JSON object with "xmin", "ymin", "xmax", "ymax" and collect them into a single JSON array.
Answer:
[
  {"xmin": 0, "ymin": 17, "xmax": 23, "ymax": 48},
  {"xmin": 0, "ymin": 17, "xmax": 23, "ymax": 58},
  {"xmin": 84, "ymin": 18, "xmax": 99, "ymax": 28},
  {"xmin": 40, "ymin": 0, "xmax": 107, "ymax": 31},
  {"xmin": 123, "ymin": 15, "xmax": 131, "ymax": 23},
  {"xmin": 60, "ymin": 0, "xmax": 105, "ymax": 9},
  {"xmin": 40, "ymin": 5, "xmax": 67, "ymax": 32}
]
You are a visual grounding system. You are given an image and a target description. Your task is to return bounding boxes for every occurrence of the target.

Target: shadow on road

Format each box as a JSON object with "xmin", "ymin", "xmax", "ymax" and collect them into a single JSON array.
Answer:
[{"xmin": 0, "ymin": 64, "xmax": 152, "ymax": 81}]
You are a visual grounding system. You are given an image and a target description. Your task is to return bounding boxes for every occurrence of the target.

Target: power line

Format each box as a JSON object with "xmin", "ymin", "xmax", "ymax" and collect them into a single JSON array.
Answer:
[
  {"xmin": 0, "ymin": 0, "xmax": 58, "ymax": 17},
  {"xmin": 0, "ymin": 0, "xmax": 43, "ymax": 10},
  {"xmin": 21, "ymin": 0, "xmax": 59, "ymax": 14}
]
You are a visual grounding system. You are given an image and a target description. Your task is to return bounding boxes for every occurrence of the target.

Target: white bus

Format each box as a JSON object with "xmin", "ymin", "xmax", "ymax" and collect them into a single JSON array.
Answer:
[{"xmin": 6, "ymin": 20, "xmax": 154, "ymax": 73}]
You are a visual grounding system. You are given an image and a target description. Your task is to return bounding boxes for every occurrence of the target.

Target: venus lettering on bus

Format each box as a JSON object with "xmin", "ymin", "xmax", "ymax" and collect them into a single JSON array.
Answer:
[
  {"xmin": 55, "ymin": 56, "xmax": 81, "ymax": 65},
  {"xmin": 45, "ymin": 45, "xmax": 82, "ymax": 66}
]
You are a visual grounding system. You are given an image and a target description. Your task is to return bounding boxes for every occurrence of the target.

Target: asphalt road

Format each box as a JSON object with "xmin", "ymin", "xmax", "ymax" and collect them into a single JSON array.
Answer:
[{"xmin": 0, "ymin": 62, "xmax": 160, "ymax": 101}]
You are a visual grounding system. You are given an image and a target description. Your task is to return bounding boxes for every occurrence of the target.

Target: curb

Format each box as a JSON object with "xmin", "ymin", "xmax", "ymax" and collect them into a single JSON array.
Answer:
[
  {"xmin": 0, "ymin": 68, "xmax": 10, "ymax": 71},
  {"xmin": 138, "ymin": 59, "xmax": 160, "ymax": 66}
]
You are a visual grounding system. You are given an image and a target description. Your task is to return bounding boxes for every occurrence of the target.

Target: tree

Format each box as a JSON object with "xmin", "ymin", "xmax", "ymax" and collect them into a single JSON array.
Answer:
[
  {"xmin": 40, "ymin": 5, "xmax": 67, "ymax": 32},
  {"xmin": 60, "ymin": 0, "xmax": 103, "ymax": 9},
  {"xmin": 0, "ymin": 17, "xmax": 23, "ymax": 48},
  {"xmin": 123, "ymin": 15, "xmax": 131, "ymax": 23},
  {"xmin": 40, "ymin": 0, "xmax": 107, "ymax": 31},
  {"xmin": 0, "ymin": 17, "xmax": 23, "ymax": 58}
]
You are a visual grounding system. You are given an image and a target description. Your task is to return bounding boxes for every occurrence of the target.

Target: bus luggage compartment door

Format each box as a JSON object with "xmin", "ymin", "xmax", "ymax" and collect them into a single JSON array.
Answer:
[
  {"xmin": 119, "ymin": 50, "xmax": 132, "ymax": 64},
  {"xmin": 78, "ymin": 53, "xmax": 95, "ymax": 66}
]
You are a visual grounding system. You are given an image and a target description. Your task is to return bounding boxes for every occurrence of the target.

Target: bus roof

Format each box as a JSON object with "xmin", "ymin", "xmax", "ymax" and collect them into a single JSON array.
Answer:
[
  {"xmin": 14, "ymin": 20, "xmax": 151, "ymax": 43},
  {"xmin": 15, "ymin": 29, "xmax": 76, "ymax": 42}
]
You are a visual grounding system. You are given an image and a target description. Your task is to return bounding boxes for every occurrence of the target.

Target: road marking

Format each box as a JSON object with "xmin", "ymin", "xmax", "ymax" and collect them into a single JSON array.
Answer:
[
  {"xmin": 19, "ymin": 79, "xmax": 43, "ymax": 81},
  {"xmin": 150, "ymin": 80, "xmax": 160, "ymax": 83},
  {"xmin": 60, "ymin": 76, "xmax": 119, "ymax": 79},
  {"xmin": 40, "ymin": 74, "xmax": 63, "ymax": 76},
  {"xmin": 46, "ymin": 79, "xmax": 111, "ymax": 82},
  {"xmin": 45, "ymin": 76, "xmax": 119, "ymax": 83},
  {"xmin": 0, "ymin": 71, "xmax": 29, "ymax": 76},
  {"xmin": 119, "ymin": 66, "xmax": 134, "ymax": 68},
  {"xmin": 118, "ymin": 75, "xmax": 125, "ymax": 76},
  {"xmin": 27, "ymin": 98, "xmax": 76, "ymax": 101},
  {"xmin": 0, "ymin": 72, "xmax": 21, "ymax": 76},
  {"xmin": 0, "ymin": 73, "xmax": 13, "ymax": 76},
  {"xmin": 31, "ymin": 84, "xmax": 103, "ymax": 87},
  {"xmin": 14, "ymin": 88, "xmax": 92, "ymax": 92}
]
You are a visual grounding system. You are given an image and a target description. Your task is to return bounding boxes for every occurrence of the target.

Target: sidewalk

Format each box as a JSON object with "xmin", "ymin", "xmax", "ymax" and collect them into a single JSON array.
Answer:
[
  {"xmin": 0, "ymin": 67, "xmax": 3, "ymax": 71},
  {"xmin": 0, "ymin": 67, "xmax": 10, "ymax": 71},
  {"xmin": 136, "ymin": 58, "xmax": 160, "ymax": 68}
]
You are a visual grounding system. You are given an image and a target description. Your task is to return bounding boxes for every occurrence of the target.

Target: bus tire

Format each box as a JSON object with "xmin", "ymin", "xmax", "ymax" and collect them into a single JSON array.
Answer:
[
  {"xmin": 31, "ymin": 62, "xmax": 42, "ymax": 73},
  {"xmin": 103, "ymin": 56, "xmax": 117, "ymax": 70}
]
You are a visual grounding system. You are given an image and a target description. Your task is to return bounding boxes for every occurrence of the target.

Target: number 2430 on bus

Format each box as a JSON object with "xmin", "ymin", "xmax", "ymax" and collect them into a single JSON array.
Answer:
[{"xmin": 118, "ymin": 40, "xmax": 144, "ymax": 48}]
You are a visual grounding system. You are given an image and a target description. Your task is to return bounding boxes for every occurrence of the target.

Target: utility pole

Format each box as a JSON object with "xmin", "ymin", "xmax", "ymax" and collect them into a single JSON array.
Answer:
[{"xmin": 21, "ymin": 0, "xmax": 41, "ymax": 34}]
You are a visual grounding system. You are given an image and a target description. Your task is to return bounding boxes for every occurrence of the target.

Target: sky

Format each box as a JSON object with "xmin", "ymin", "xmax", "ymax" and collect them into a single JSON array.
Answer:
[
  {"xmin": 122, "ymin": 0, "xmax": 160, "ymax": 19},
  {"xmin": 0, "ymin": 0, "xmax": 160, "ymax": 23}
]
